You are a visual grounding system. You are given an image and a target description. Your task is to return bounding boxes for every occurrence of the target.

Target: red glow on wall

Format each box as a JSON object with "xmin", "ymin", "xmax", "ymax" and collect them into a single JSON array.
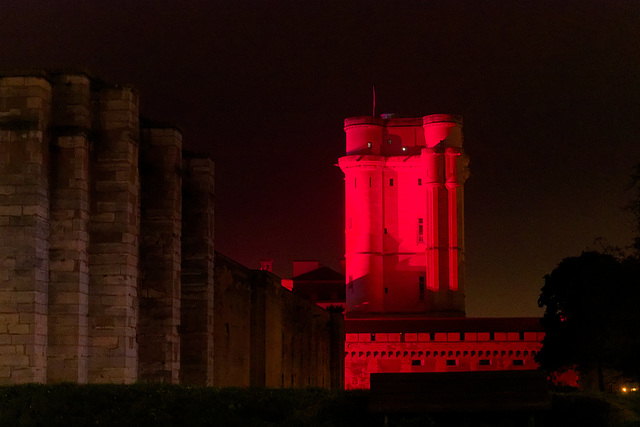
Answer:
[{"xmin": 343, "ymin": 328, "xmax": 544, "ymax": 390}]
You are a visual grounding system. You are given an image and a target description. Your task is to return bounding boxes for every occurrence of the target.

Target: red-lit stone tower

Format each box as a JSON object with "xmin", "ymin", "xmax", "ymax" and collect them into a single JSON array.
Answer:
[
  {"xmin": 338, "ymin": 114, "xmax": 469, "ymax": 318},
  {"xmin": 338, "ymin": 114, "xmax": 544, "ymax": 391}
]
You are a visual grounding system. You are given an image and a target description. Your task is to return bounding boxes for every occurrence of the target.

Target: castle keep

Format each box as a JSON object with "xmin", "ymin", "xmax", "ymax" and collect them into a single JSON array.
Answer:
[
  {"xmin": 1, "ymin": 69, "xmax": 542, "ymax": 391},
  {"xmin": 337, "ymin": 115, "xmax": 542, "ymax": 389},
  {"xmin": 339, "ymin": 115, "xmax": 468, "ymax": 316},
  {"xmin": 0, "ymin": 71, "xmax": 343, "ymax": 387}
]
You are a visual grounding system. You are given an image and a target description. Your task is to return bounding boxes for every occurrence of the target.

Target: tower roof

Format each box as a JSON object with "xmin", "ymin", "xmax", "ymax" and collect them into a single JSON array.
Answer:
[{"xmin": 291, "ymin": 266, "xmax": 344, "ymax": 281}]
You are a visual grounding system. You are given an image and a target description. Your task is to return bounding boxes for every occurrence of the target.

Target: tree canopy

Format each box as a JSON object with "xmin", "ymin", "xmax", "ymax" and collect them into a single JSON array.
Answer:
[
  {"xmin": 537, "ymin": 251, "xmax": 640, "ymax": 389},
  {"xmin": 630, "ymin": 163, "xmax": 640, "ymax": 256}
]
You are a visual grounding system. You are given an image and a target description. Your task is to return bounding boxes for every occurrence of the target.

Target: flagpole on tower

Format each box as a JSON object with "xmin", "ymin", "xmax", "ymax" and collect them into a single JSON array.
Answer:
[{"xmin": 372, "ymin": 85, "xmax": 376, "ymax": 117}]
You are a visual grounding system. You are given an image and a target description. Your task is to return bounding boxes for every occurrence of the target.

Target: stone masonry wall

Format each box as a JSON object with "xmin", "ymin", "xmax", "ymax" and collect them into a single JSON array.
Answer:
[
  {"xmin": 213, "ymin": 253, "xmax": 252, "ymax": 387},
  {"xmin": 180, "ymin": 154, "xmax": 215, "ymax": 385},
  {"xmin": 47, "ymin": 73, "xmax": 91, "ymax": 383},
  {"xmin": 0, "ymin": 74, "xmax": 51, "ymax": 383},
  {"xmin": 279, "ymin": 288, "xmax": 344, "ymax": 389},
  {"xmin": 215, "ymin": 251, "xmax": 345, "ymax": 389},
  {"xmin": 88, "ymin": 84, "xmax": 140, "ymax": 383},
  {"xmin": 139, "ymin": 127, "xmax": 182, "ymax": 383},
  {"xmin": 344, "ymin": 331, "xmax": 543, "ymax": 389},
  {"xmin": 0, "ymin": 70, "xmax": 343, "ymax": 387}
]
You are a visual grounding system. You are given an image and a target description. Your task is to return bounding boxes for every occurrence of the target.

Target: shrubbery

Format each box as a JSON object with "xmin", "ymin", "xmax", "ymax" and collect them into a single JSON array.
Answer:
[
  {"xmin": 0, "ymin": 384, "xmax": 372, "ymax": 427},
  {"xmin": 1, "ymin": 384, "xmax": 639, "ymax": 426}
]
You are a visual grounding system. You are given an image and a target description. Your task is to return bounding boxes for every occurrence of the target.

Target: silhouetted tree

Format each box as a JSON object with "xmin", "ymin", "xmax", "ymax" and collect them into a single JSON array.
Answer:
[
  {"xmin": 610, "ymin": 256, "xmax": 640, "ymax": 381},
  {"xmin": 630, "ymin": 163, "xmax": 640, "ymax": 257},
  {"xmin": 537, "ymin": 252, "xmax": 640, "ymax": 390}
]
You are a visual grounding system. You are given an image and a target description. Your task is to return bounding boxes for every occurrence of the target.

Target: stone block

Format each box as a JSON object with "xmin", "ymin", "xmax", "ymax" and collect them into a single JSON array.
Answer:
[
  {"xmin": 10, "ymin": 291, "xmax": 37, "ymax": 305},
  {"xmin": 2, "ymin": 352, "xmax": 31, "ymax": 366},
  {"xmin": 22, "ymin": 77, "xmax": 50, "ymax": 90},
  {"xmin": 26, "ymin": 97, "xmax": 43, "ymax": 108},
  {"xmin": 48, "ymin": 333, "xmax": 80, "ymax": 346},
  {"xmin": 0, "ymin": 186, "xmax": 16, "ymax": 195},
  {"xmin": 49, "ymin": 258, "xmax": 77, "ymax": 272},
  {"xmin": 0, "ymin": 205, "xmax": 22, "ymax": 216},
  {"xmin": 91, "ymin": 336, "xmax": 119, "ymax": 349},
  {"xmin": 22, "ymin": 205, "xmax": 48, "ymax": 218},
  {"xmin": 10, "ymin": 368, "xmax": 41, "ymax": 383},
  {"xmin": 0, "ymin": 76, "xmax": 28, "ymax": 86}
]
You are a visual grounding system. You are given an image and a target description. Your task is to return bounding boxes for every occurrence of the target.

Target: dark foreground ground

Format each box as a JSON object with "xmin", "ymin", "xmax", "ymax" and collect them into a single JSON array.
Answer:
[{"xmin": 0, "ymin": 384, "xmax": 639, "ymax": 427}]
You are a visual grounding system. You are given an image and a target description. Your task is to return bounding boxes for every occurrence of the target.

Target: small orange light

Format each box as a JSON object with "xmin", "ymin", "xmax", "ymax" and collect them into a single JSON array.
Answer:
[{"xmin": 622, "ymin": 387, "xmax": 627, "ymax": 392}]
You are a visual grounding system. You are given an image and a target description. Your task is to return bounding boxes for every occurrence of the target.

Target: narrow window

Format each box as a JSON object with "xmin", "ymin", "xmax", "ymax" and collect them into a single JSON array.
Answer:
[
  {"xmin": 367, "ymin": 141, "xmax": 372, "ymax": 148},
  {"xmin": 411, "ymin": 360, "xmax": 422, "ymax": 366},
  {"xmin": 418, "ymin": 276, "xmax": 425, "ymax": 300},
  {"xmin": 489, "ymin": 332, "xmax": 495, "ymax": 341},
  {"xmin": 519, "ymin": 332, "xmax": 525, "ymax": 341},
  {"xmin": 513, "ymin": 359, "xmax": 524, "ymax": 366},
  {"xmin": 371, "ymin": 333, "xmax": 376, "ymax": 342},
  {"xmin": 384, "ymin": 228, "xmax": 387, "ymax": 234},
  {"xmin": 418, "ymin": 178, "xmax": 422, "ymax": 185},
  {"xmin": 418, "ymin": 218, "xmax": 424, "ymax": 242},
  {"xmin": 369, "ymin": 177, "xmax": 372, "ymax": 187},
  {"xmin": 460, "ymin": 332, "xmax": 465, "ymax": 341},
  {"xmin": 446, "ymin": 359, "xmax": 457, "ymax": 366},
  {"xmin": 384, "ymin": 287, "xmax": 388, "ymax": 294},
  {"xmin": 389, "ymin": 178, "xmax": 393, "ymax": 186},
  {"xmin": 429, "ymin": 332, "xmax": 435, "ymax": 341},
  {"xmin": 479, "ymin": 359, "xmax": 491, "ymax": 366}
]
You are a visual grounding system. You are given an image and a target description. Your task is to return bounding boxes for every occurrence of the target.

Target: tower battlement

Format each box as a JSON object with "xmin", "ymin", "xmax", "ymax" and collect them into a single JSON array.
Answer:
[{"xmin": 344, "ymin": 114, "xmax": 463, "ymax": 156}]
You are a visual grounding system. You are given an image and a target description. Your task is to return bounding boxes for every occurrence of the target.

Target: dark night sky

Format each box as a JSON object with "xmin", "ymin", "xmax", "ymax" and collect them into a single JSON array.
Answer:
[{"xmin": 3, "ymin": 1, "xmax": 640, "ymax": 317}]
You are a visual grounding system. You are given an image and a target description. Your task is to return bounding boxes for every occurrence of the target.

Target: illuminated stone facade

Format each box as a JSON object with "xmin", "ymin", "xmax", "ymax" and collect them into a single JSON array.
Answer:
[
  {"xmin": 338, "ymin": 115, "xmax": 543, "ymax": 389},
  {"xmin": 339, "ymin": 115, "xmax": 468, "ymax": 316},
  {"xmin": 344, "ymin": 318, "xmax": 543, "ymax": 389}
]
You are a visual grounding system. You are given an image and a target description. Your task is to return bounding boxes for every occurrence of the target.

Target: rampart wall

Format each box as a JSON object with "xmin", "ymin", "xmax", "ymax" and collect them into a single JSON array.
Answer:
[
  {"xmin": 345, "ymin": 326, "xmax": 544, "ymax": 389},
  {"xmin": 0, "ymin": 70, "xmax": 343, "ymax": 387},
  {"xmin": 215, "ymin": 252, "xmax": 344, "ymax": 389}
]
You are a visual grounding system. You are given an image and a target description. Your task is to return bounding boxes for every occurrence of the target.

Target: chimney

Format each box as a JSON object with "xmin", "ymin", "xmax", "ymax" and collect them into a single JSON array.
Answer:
[{"xmin": 259, "ymin": 258, "xmax": 273, "ymax": 273}]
